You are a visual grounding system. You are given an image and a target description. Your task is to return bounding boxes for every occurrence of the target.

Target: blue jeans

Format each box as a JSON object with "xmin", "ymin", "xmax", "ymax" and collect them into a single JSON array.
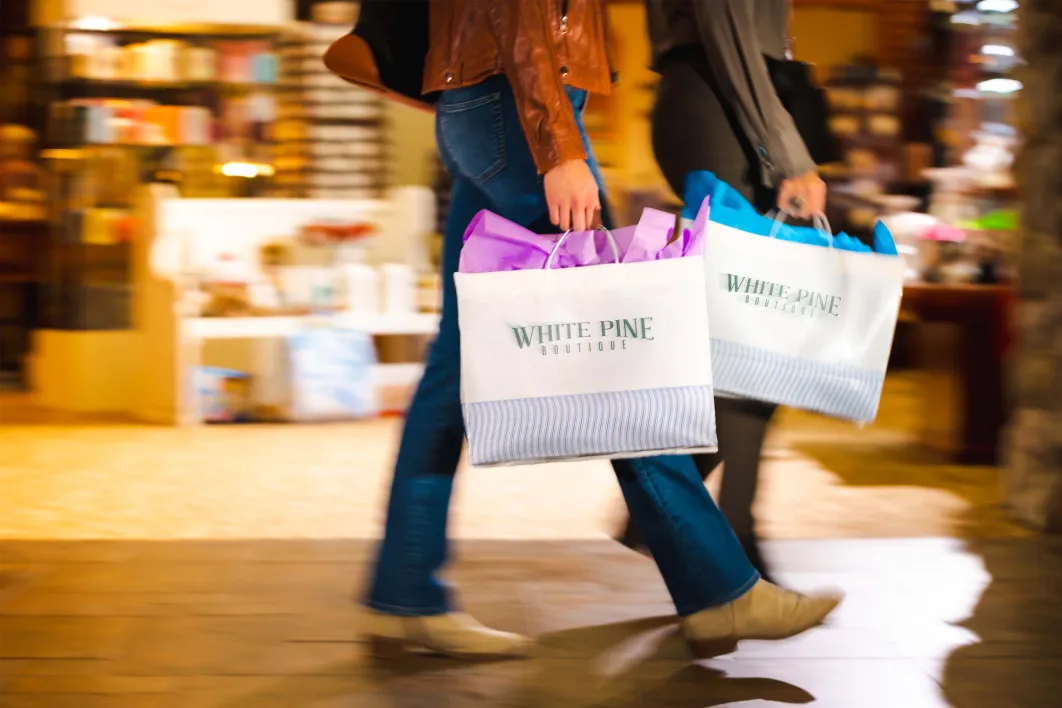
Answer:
[{"xmin": 365, "ymin": 76, "xmax": 757, "ymax": 618}]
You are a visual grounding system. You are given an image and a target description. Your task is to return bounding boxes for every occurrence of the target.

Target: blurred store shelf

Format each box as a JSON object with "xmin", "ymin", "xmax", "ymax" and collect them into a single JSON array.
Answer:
[{"xmin": 187, "ymin": 312, "xmax": 439, "ymax": 339}]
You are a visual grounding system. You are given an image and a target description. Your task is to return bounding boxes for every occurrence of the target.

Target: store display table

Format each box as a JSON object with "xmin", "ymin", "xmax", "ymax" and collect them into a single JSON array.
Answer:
[
  {"xmin": 187, "ymin": 312, "xmax": 438, "ymax": 339},
  {"xmin": 182, "ymin": 312, "xmax": 440, "ymax": 424},
  {"xmin": 902, "ymin": 283, "xmax": 1014, "ymax": 465}
]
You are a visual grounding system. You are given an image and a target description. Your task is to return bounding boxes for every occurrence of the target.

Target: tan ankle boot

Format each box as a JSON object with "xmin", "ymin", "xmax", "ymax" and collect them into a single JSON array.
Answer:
[
  {"xmin": 681, "ymin": 580, "xmax": 843, "ymax": 657},
  {"xmin": 361, "ymin": 609, "xmax": 533, "ymax": 660}
]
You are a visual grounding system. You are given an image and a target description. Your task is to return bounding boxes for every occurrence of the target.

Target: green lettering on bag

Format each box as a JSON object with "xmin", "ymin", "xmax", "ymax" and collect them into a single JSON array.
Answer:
[
  {"xmin": 512, "ymin": 327, "xmax": 534, "ymax": 349},
  {"xmin": 512, "ymin": 316, "xmax": 657, "ymax": 356},
  {"xmin": 720, "ymin": 273, "xmax": 843, "ymax": 320}
]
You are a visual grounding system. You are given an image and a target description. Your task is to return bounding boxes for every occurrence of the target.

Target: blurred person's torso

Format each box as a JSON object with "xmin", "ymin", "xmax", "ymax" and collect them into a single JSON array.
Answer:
[
  {"xmin": 645, "ymin": 0, "xmax": 790, "ymax": 68},
  {"xmin": 423, "ymin": 0, "xmax": 612, "ymax": 95}
]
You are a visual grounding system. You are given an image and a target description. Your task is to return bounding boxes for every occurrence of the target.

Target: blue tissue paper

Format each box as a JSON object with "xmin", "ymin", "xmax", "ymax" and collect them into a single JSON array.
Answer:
[{"xmin": 681, "ymin": 171, "xmax": 897, "ymax": 256}]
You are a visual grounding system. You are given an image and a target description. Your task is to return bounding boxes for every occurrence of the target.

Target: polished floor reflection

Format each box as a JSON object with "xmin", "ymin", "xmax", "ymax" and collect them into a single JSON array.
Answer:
[
  {"xmin": 1, "ymin": 373, "xmax": 1055, "ymax": 705},
  {"xmin": 2, "ymin": 537, "xmax": 1061, "ymax": 707},
  {"xmin": 0, "ymin": 375, "xmax": 1028, "ymax": 541}
]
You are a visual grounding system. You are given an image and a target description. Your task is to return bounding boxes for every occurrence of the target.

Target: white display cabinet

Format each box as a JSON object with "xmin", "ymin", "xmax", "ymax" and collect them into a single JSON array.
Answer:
[{"xmin": 28, "ymin": 184, "xmax": 438, "ymax": 424}]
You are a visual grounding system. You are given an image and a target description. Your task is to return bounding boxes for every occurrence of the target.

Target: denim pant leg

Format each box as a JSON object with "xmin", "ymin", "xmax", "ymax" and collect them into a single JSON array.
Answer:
[
  {"xmin": 612, "ymin": 455, "xmax": 759, "ymax": 616},
  {"xmin": 570, "ymin": 85, "xmax": 760, "ymax": 616},
  {"xmin": 365, "ymin": 77, "xmax": 545, "ymax": 616},
  {"xmin": 364, "ymin": 177, "xmax": 488, "ymax": 616}
]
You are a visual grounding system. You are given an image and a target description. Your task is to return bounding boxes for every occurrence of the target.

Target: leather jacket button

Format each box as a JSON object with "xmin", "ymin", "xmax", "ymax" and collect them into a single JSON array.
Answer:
[
  {"xmin": 444, "ymin": 71, "xmax": 455, "ymax": 84},
  {"xmin": 559, "ymin": 65, "xmax": 569, "ymax": 78},
  {"xmin": 758, "ymin": 145, "xmax": 774, "ymax": 171}
]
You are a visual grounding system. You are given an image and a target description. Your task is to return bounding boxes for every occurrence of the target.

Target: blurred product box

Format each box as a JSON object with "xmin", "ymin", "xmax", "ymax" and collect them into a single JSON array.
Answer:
[
  {"xmin": 280, "ymin": 327, "xmax": 378, "ymax": 421},
  {"xmin": 196, "ymin": 366, "xmax": 254, "ymax": 423}
]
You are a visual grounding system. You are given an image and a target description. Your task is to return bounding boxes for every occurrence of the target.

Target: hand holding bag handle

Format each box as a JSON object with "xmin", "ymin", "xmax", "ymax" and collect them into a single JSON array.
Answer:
[
  {"xmin": 545, "ymin": 226, "xmax": 622, "ymax": 270},
  {"xmin": 767, "ymin": 210, "xmax": 834, "ymax": 245}
]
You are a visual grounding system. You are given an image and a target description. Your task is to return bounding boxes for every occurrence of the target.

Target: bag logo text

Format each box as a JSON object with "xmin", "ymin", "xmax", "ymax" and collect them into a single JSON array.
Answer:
[
  {"xmin": 511, "ymin": 318, "xmax": 654, "ymax": 356},
  {"xmin": 720, "ymin": 274, "xmax": 842, "ymax": 318}
]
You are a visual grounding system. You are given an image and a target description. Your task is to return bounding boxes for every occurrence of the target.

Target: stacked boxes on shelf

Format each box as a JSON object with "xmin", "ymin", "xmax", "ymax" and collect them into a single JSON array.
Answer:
[
  {"xmin": 274, "ymin": 25, "xmax": 311, "ymax": 197},
  {"xmin": 277, "ymin": 3, "xmax": 385, "ymax": 200},
  {"xmin": 825, "ymin": 65, "xmax": 904, "ymax": 192}
]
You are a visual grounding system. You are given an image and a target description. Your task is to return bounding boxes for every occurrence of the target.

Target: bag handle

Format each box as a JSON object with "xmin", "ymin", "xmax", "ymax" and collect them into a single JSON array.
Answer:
[
  {"xmin": 767, "ymin": 210, "xmax": 834, "ymax": 246},
  {"xmin": 544, "ymin": 226, "xmax": 621, "ymax": 270}
]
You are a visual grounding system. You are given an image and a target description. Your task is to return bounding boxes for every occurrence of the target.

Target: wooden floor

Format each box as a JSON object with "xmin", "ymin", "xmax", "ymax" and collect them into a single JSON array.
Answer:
[
  {"xmin": 0, "ymin": 375, "xmax": 1029, "ymax": 541},
  {"xmin": 2, "ymin": 373, "xmax": 1055, "ymax": 707},
  {"xmin": 2, "ymin": 537, "xmax": 1061, "ymax": 707}
]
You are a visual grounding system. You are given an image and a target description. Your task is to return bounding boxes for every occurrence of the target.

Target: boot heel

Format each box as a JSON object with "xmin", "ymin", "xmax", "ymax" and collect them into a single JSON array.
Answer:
[
  {"xmin": 686, "ymin": 637, "xmax": 738, "ymax": 659},
  {"xmin": 368, "ymin": 635, "xmax": 408, "ymax": 659}
]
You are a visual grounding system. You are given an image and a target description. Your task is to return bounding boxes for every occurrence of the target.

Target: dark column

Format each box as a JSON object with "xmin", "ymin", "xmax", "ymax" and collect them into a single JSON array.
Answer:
[{"xmin": 1004, "ymin": 0, "xmax": 1062, "ymax": 532}]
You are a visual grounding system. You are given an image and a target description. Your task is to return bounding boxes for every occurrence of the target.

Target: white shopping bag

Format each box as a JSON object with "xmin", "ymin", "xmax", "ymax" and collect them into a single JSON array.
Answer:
[
  {"xmin": 703, "ymin": 213, "xmax": 905, "ymax": 423},
  {"xmin": 456, "ymin": 229, "xmax": 717, "ymax": 467}
]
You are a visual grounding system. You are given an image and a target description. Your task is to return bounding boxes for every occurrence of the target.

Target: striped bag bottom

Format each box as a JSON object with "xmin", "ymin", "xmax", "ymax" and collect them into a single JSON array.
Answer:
[
  {"xmin": 710, "ymin": 338, "xmax": 885, "ymax": 423},
  {"xmin": 463, "ymin": 385, "xmax": 718, "ymax": 467}
]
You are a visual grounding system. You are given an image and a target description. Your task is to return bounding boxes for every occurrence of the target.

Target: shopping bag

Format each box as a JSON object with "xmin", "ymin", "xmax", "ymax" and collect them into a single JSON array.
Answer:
[
  {"xmin": 690, "ymin": 172, "xmax": 904, "ymax": 423},
  {"xmin": 456, "ymin": 208, "xmax": 716, "ymax": 467},
  {"xmin": 682, "ymin": 171, "xmax": 897, "ymax": 254}
]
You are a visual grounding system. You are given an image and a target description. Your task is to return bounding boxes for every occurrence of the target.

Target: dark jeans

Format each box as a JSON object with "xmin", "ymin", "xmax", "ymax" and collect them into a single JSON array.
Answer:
[
  {"xmin": 364, "ymin": 75, "xmax": 757, "ymax": 618},
  {"xmin": 621, "ymin": 397, "xmax": 777, "ymax": 548}
]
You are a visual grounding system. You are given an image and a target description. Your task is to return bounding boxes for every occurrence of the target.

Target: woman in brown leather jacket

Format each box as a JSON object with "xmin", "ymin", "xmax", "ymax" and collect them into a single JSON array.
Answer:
[{"xmin": 333, "ymin": 0, "xmax": 840, "ymax": 661}]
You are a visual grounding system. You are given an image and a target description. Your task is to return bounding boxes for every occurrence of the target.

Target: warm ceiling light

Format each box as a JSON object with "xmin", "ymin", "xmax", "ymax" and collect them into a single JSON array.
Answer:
[
  {"xmin": 977, "ymin": 78, "xmax": 1023, "ymax": 93},
  {"xmin": 70, "ymin": 16, "xmax": 120, "ymax": 31},
  {"xmin": 976, "ymin": 0, "xmax": 1018, "ymax": 12},
  {"xmin": 950, "ymin": 10, "xmax": 981, "ymax": 24},
  {"xmin": 218, "ymin": 162, "xmax": 276, "ymax": 178},
  {"xmin": 982, "ymin": 44, "xmax": 1016, "ymax": 56}
]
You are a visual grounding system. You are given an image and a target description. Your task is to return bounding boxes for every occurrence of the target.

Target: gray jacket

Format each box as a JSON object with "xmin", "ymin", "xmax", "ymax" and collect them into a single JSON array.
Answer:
[{"xmin": 645, "ymin": 0, "xmax": 815, "ymax": 186}]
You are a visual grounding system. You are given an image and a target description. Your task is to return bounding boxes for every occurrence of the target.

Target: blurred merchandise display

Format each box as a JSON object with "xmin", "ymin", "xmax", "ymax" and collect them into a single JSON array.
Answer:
[
  {"xmin": 882, "ymin": 1, "xmax": 1020, "ymax": 468},
  {"xmin": 163, "ymin": 189, "xmax": 437, "ymax": 424},
  {"xmin": 822, "ymin": 60, "xmax": 904, "ymax": 195},
  {"xmin": 193, "ymin": 217, "xmax": 381, "ymax": 319},
  {"xmin": 9, "ymin": 1, "xmax": 426, "ymax": 420},
  {"xmin": 196, "ymin": 366, "xmax": 255, "ymax": 423},
  {"xmin": 274, "ymin": 29, "xmax": 310, "ymax": 198},
  {"xmin": 9, "ymin": 4, "xmax": 395, "ymax": 411},
  {"xmin": 1, "ymin": 28, "xmax": 34, "ymax": 125},
  {"xmin": 48, "ymin": 34, "xmax": 278, "ymax": 84},
  {"xmin": 918, "ymin": 0, "xmax": 1019, "ymax": 285},
  {"xmin": 819, "ymin": 1, "xmax": 1019, "ymax": 290},
  {"xmin": 18, "ymin": 23, "xmax": 294, "ymax": 347},
  {"xmin": 818, "ymin": 60, "xmax": 911, "ymax": 259},
  {"xmin": 1, "ymin": 25, "xmax": 46, "ymax": 387},
  {"xmin": 940, "ymin": 0, "xmax": 1020, "ymax": 163},
  {"xmin": 26, "ymin": 183, "xmax": 439, "ymax": 424},
  {"xmin": 0, "ymin": 124, "xmax": 46, "ymax": 222},
  {"xmin": 37, "ymin": 28, "xmax": 282, "ymax": 171},
  {"xmin": 276, "ymin": 3, "xmax": 385, "ymax": 200}
]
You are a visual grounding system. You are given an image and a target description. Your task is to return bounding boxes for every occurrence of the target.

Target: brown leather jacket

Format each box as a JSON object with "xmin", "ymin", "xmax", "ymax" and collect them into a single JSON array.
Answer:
[{"xmin": 426, "ymin": 0, "xmax": 613, "ymax": 175}]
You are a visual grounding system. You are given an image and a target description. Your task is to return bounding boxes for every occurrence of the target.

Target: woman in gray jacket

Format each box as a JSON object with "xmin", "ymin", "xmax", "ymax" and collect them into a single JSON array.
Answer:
[{"xmin": 618, "ymin": 0, "xmax": 827, "ymax": 582}]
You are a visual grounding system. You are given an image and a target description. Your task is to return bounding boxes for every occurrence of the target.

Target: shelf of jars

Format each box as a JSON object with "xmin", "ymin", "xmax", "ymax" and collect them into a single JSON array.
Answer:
[
  {"xmin": 27, "ymin": 23, "xmax": 297, "ymax": 333},
  {"xmin": 1, "ymin": 26, "xmax": 46, "ymax": 382}
]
